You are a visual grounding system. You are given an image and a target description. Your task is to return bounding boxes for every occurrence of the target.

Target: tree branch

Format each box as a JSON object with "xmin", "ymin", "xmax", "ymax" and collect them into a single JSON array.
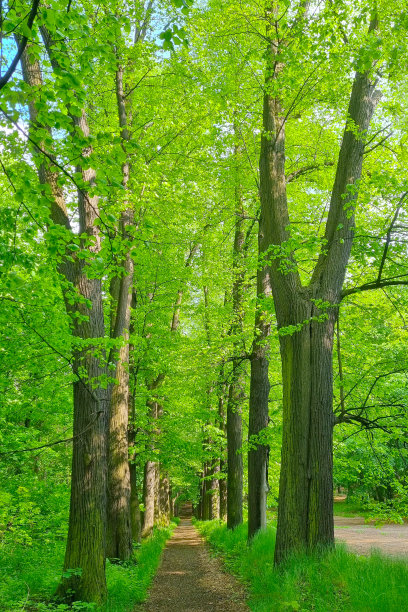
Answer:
[
  {"xmin": 0, "ymin": 0, "xmax": 40, "ymax": 91},
  {"xmin": 0, "ymin": 410, "xmax": 104, "ymax": 456},
  {"xmin": 341, "ymin": 275, "xmax": 408, "ymax": 299},
  {"xmin": 286, "ymin": 161, "xmax": 334, "ymax": 183}
]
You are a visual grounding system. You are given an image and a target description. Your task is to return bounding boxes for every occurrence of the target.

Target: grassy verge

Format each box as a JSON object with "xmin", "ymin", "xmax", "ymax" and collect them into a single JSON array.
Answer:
[
  {"xmin": 0, "ymin": 522, "xmax": 175, "ymax": 611},
  {"xmin": 104, "ymin": 524, "xmax": 173, "ymax": 611},
  {"xmin": 196, "ymin": 520, "xmax": 408, "ymax": 612},
  {"xmin": 333, "ymin": 500, "xmax": 371, "ymax": 518}
]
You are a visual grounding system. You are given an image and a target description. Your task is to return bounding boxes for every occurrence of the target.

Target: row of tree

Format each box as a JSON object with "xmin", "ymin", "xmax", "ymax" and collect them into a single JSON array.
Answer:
[{"xmin": 1, "ymin": 0, "xmax": 408, "ymax": 606}]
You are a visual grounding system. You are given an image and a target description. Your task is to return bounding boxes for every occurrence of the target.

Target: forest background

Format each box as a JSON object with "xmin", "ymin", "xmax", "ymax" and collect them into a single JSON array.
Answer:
[{"xmin": 1, "ymin": 0, "xmax": 408, "ymax": 609}]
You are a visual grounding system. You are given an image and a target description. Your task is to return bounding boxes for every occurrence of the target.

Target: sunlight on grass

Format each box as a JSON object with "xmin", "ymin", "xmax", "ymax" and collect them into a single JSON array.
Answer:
[{"xmin": 196, "ymin": 520, "xmax": 408, "ymax": 612}]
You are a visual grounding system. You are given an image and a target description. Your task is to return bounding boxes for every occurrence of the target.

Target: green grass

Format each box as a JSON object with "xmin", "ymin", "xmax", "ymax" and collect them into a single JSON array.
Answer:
[
  {"xmin": 196, "ymin": 520, "xmax": 408, "ymax": 612},
  {"xmin": 0, "ymin": 523, "xmax": 174, "ymax": 611},
  {"xmin": 0, "ymin": 539, "xmax": 65, "ymax": 610},
  {"xmin": 104, "ymin": 525, "xmax": 173, "ymax": 611},
  {"xmin": 333, "ymin": 500, "xmax": 371, "ymax": 518}
]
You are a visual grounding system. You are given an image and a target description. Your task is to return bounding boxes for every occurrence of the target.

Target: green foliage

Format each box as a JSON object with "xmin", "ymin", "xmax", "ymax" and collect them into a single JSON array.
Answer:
[
  {"xmin": 1, "ymin": 0, "xmax": 408, "ymax": 606},
  {"xmin": 0, "ymin": 525, "xmax": 173, "ymax": 611},
  {"xmin": 197, "ymin": 520, "xmax": 408, "ymax": 612}
]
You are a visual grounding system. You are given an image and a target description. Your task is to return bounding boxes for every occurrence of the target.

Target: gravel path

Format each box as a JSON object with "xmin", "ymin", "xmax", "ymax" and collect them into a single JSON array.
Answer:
[
  {"xmin": 335, "ymin": 516, "xmax": 408, "ymax": 558},
  {"xmin": 141, "ymin": 517, "xmax": 248, "ymax": 612}
]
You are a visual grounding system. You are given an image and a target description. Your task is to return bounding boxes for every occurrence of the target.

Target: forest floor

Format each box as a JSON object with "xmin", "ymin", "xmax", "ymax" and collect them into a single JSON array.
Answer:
[
  {"xmin": 139, "ymin": 515, "xmax": 248, "ymax": 612},
  {"xmin": 335, "ymin": 516, "xmax": 408, "ymax": 557}
]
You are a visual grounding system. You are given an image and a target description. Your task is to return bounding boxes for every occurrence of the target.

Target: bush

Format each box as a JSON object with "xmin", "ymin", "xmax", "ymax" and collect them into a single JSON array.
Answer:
[{"xmin": 0, "ymin": 526, "xmax": 173, "ymax": 611}]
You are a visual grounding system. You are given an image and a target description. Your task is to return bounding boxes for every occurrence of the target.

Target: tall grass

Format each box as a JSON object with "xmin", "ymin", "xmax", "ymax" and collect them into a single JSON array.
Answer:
[
  {"xmin": 196, "ymin": 520, "xmax": 408, "ymax": 612},
  {"xmin": 104, "ymin": 525, "xmax": 172, "ymax": 611},
  {"xmin": 0, "ymin": 524, "xmax": 174, "ymax": 611}
]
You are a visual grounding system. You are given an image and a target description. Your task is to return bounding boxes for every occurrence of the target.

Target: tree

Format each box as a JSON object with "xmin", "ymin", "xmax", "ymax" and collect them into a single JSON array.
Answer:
[
  {"xmin": 20, "ymin": 36, "xmax": 109, "ymax": 601},
  {"xmin": 248, "ymin": 1, "xmax": 400, "ymax": 564}
]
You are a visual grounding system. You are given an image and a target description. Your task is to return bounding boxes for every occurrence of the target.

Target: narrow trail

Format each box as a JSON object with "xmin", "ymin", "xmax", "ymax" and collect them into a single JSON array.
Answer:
[{"xmin": 141, "ymin": 509, "xmax": 248, "ymax": 612}]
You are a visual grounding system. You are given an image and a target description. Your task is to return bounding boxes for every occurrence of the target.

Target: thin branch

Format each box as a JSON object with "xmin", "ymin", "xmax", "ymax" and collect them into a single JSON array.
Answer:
[
  {"xmin": 0, "ymin": 107, "xmax": 113, "ymax": 236},
  {"xmin": 377, "ymin": 192, "xmax": 408, "ymax": 283},
  {"xmin": 0, "ymin": 410, "xmax": 103, "ymax": 456},
  {"xmin": 341, "ymin": 275, "xmax": 408, "ymax": 299},
  {"xmin": 364, "ymin": 132, "xmax": 394, "ymax": 156},
  {"xmin": 286, "ymin": 161, "xmax": 334, "ymax": 183},
  {"xmin": 0, "ymin": 0, "xmax": 40, "ymax": 91}
]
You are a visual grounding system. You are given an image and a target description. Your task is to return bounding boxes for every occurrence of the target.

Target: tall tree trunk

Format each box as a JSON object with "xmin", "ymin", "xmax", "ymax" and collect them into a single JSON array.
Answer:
[
  {"xmin": 211, "ymin": 463, "xmax": 220, "ymax": 519},
  {"xmin": 248, "ymin": 192, "xmax": 272, "ymax": 538},
  {"xmin": 201, "ymin": 462, "xmax": 211, "ymax": 520},
  {"xmin": 275, "ymin": 309, "xmax": 336, "ymax": 560},
  {"xmin": 227, "ymin": 135, "xmax": 246, "ymax": 529},
  {"xmin": 251, "ymin": 8, "xmax": 380, "ymax": 562},
  {"xmin": 142, "ymin": 397, "xmax": 160, "ymax": 536},
  {"xmin": 247, "ymin": 308, "xmax": 270, "ymax": 538},
  {"xmin": 142, "ymin": 456, "xmax": 157, "ymax": 536},
  {"xmin": 159, "ymin": 472, "xmax": 171, "ymax": 525},
  {"xmin": 129, "ymin": 461, "xmax": 142, "ymax": 542},
  {"xmin": 106, "ymin": 62, "xmax": 134, "ymax": 561},
  {"xmin": 20, "ymin": 47, "xmax": 108, "ymax": 603},
  {"xmin": 129, "ymin": 324, "xmax": 141, "ymax": 543},
  {"xmin": 227, "ymin": 373, "xmax": 244, "ymax": 528},
  {"xmin": 218, "ymin": 370, "xmax": 228, "ymax": 522},
  {"xmin": 154, "ymin": 462, "xmax": 161, "ymax": 524}
]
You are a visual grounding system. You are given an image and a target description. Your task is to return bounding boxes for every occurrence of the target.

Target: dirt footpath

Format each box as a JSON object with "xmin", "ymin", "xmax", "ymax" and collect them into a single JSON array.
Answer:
[
  {"xmin": 335, "ymin": 516, "xmax": 408, "ymax": 558},
  {"xmin": 141, "ymin": 517, "xmax": 248, "ymax": 612}
]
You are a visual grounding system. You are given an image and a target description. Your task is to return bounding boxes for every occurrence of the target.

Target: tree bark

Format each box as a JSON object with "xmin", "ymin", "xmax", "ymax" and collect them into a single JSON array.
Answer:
[
  {"xmin": 227, "ymin": 374, "xmax": 244, "ymax": 528},
  {"xmin": 248, "ymin": 317, "xmax": 270, "ymax": 538},
  {"xmin": 129, "ymin": 461, "xmax": 142, "ymax": 542},
  {"xmin": 227, "ymin": 136, "xmax": 246, "ymax": 529},
  {"xmin": 248, "ymin": 192, "xmax": 273, "ymax": 538},
  {"xmin": 210, "ymin": 463, "xmax": 220, "ymax": 519},
  {"xmin": 142, "ymin": 456, "xmax": 157, "ymax": 536},
  {"xmin": 158, "ymin": 472, "xmax": 171, "ymax": 525},
  {"xmin": 142, "ymin": 397, "xmax": 161, "ymax": 536},
  {"xmin": 20, "ymin": 47, "xmax": 109, "ymax": 603},
  {"xmin": 106, "ymin": 62, "xmax": 134, "ymax": 561},
  {"xmin": 218, "ymin": 370, "xmax": 228, "ymax": 522},
  {"xmin": 249, "ymin": 8, "xmax": 380, "ymax": 561}
]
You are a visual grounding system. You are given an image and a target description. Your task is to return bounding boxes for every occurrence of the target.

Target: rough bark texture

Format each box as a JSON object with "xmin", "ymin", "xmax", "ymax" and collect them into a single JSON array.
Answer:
[
  {"xmin": 143, "ymin": 456, "xmax": 158, "ymax": 537},
  {"xmin": 154, "ymin": 462, "xmax": 161, "ymax": 524},
  {"xmin": 227, "ymin": 376, "xmax": 244, "ymax": 528},
  {"xmin": 252, "ymin": 12, "xmax": 380, "ymax": 563},
  {"xmin": 142, "ymin": 396, "xmax": 161, "ymax": 536},
  {"xmin": 129, "ymin": 304, "xmax": 142, "ymax": 543},
  {"xmin": 129, "ymin": 461, "xmax": 142, "ymax": 542},
  {"xmin": 158, "ymin": 472, "xmax": 171, "ymax": 526},
  {"xmin": 248, "ymin": 194, "xmax": 272, "ymax": 538},
  {"xmin": 20, "ymin": 47, "xmax": 108, "ymax": 603},
  {"xmin": 227, "ymin": 151, "xmax": 245, "ymax": 529},
  {"xmin": 210, "ymin": 463, "xmax": 220, "ymax": 520},
  {"xmin": 218, "ymin": 373, "xmax": 228, "ymax": 522},
  {"xmin": 106, "ymin": 63, "xmax": 134, "ymax": 561},
  {"xmin": 201, "ymin": 462, "xmax": 212, "ymax": 520},
  {"xmin": 248, "ymin": 324, "xmax": 270, "ymax": 538}
]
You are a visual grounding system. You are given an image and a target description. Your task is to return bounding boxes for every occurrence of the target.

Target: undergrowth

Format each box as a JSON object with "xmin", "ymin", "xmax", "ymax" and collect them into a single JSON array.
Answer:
[
  {"xmin": 0, "ymin": 523, "xmax": 175, "ymax": 611},
  {"xmin": 334, "ymin": 499, "xmax": 407, "ymax": 524},
  {"xmin": 196, "ymin": 519, "xmax": 408, "ymax": 612}
]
